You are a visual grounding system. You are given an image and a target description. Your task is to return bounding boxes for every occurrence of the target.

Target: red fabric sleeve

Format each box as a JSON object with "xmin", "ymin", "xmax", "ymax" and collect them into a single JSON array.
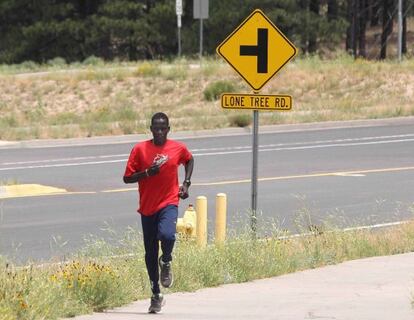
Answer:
[
  {"xmin": 124, "ymin": 146, "xmax": 139, "ymax": 177},
  {"xmin": 180, "ymin": 144, "xmax": 192, "ymax": 165}
]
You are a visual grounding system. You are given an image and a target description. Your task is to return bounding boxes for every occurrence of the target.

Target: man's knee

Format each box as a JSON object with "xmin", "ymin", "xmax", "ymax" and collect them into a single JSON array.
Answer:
[
  {"xmin": 158, "ymin": 230, "xmax": 176, "ymax": 242},
  {"xmin": 157, "ymin": 205, "xmax": 178, "ymax": 241}
]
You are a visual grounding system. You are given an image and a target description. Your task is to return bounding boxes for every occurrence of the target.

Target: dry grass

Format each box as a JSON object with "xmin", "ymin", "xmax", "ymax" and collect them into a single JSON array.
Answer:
[{"xmin": 0, "ymin": 56, "xmax": 413, "ymax": 140}]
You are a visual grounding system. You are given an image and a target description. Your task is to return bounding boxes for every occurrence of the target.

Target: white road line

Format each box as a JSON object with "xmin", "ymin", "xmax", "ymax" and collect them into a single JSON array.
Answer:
[
  {"xmin": 3, "ymin": 133, "xmax": 414, "ymax": 166},
  {"xmin": 278, "ymin": 220, "xmax": 411, "ymax": 241},
  {"xmin": 1, "ymin": 136, "xmax": 413, "ymax": 171},
  {"xmin": 192, "ymin": 166, "xmax": 414, "ymax": 186},
  {"xmin": 191, "ymin": 133, "xmax": 414, "ymax": 152},
  {"xmin": 333, "ymin": 173, "xmax": 366, "ymax": 177},
  {"xmin": 1, "ymin": 154, "xmax": 128, "ymax": 165},
  {"xmin": 0, "ymin": 159, "xmax": 126, "ymax": 171},
  {"xmin": 194, "ymin": 138, "xmax": 414, "ymax": 156}
]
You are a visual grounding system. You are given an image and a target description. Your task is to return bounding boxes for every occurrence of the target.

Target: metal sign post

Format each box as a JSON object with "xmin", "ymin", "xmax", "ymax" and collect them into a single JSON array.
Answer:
[
  {"xmin": 251, "ymin": 109, "xmax": 259, "ymax": 235},
  {"xmin": 200, "ymin": 17, "xmax": 203, "ymax": 58},
  {"xmin": 194, "ymin": 0, "xmax": 209, "ymax": 58},
  {"xmin": 216, "ymin": 9, "xmax": 297, "ymax": 237},
  {"xmin": 397, "ymin": 0, "xmax": 403, "ymax": 61},
  {"xmin": 176, "ymin": 0, "xmax": 183, "ymax": 57}
]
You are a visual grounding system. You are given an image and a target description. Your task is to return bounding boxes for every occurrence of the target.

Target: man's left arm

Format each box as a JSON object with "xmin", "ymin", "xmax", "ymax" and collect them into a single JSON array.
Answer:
[{"xmin": 179, "ymin": 156, "xmax": 194, "ymax": 199}]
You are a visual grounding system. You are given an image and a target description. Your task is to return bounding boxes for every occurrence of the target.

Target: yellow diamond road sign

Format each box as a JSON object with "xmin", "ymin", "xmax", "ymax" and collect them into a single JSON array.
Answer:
[{"xmin": 216, "ymin": 9, "xmax": 297, "ymax": 92}]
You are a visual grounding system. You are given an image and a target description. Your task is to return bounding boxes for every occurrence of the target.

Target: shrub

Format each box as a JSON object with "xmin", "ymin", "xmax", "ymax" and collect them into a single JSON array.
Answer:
[
  {"xmin": 135, "ymin": 62, "xmax": 161, "ymax": 77},
  {"xmin": 20, "ymin": 61, "xmax": 39, "ymax": 71},
  {"xmin": 114, "ymin": 106, "xmax": 138, "ymax": 121},
  {"xmin": 228, "ymin": 113, "xmax": 252, "ymax": 127},
  {"xmin": 50, "ymin": 112, "xmax": 81, "ymax": 125},
  {"xmin": 83, "ymin": 56, "xmax": 105, "ymax": 66},
  {"xmin": 203, "ymin": 80, "xmax": 237, "ymax": 101},
  {"xmin": 46, "ymin": 57, "xmax": 67, "ymax": 67},
  {"xmin": 162, "ymin": 66, "xmax": 188, "ymax": 81},
  {"xmin": 0, "ymin": 115, "xmax": 18, "ymax": 128}
]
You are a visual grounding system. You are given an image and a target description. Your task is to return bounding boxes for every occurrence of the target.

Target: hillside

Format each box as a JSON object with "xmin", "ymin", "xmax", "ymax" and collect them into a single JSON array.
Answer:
[{"xmin": 0, "ymin": 56, "xmax": 413, "ymax": 141}]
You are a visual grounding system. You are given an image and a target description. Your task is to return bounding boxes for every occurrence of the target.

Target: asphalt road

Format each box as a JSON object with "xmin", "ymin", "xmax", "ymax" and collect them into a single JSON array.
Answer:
[{"xmin": 0, "ymin": 118, "xmax": 413, "ymax": 263}]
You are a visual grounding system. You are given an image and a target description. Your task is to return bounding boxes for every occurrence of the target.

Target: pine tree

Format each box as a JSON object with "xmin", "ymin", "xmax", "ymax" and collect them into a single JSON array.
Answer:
[{"xmin": 380, "ymin": 0, "xmax": 394, "ymax": 59}]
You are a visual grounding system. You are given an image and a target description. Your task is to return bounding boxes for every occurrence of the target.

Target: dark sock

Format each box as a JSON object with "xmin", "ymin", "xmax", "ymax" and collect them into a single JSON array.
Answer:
[{"xmin": 151, "ymin": 281, "xmax": 161, "ymax": 295}]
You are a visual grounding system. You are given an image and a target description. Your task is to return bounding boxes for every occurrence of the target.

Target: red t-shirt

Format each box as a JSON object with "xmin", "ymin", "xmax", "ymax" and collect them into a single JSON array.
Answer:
[{"xmin": 124, "ymin": 139, "xmax": 192, "ymax": 216}]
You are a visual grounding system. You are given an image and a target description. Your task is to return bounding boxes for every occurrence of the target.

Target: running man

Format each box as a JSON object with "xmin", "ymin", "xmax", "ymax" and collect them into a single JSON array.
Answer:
[{"xmin": 123, "ymin": 112, "xmax": 194, "ymax": 313}]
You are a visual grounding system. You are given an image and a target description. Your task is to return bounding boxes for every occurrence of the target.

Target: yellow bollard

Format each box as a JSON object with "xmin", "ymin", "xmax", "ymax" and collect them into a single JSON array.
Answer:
[
  {"xmin": 196, "ymin": 196, "xmax": 207, "ymax": 248},
  {"xmin": 215, "ymin": 193, "xmax": 227, "ymax": 244}
]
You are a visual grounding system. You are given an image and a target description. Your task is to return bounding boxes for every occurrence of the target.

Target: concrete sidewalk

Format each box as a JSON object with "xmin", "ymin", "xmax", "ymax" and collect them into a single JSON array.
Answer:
[{"xmin": 65, "ymin": 253, "xmax": 414, "ymax": 320}]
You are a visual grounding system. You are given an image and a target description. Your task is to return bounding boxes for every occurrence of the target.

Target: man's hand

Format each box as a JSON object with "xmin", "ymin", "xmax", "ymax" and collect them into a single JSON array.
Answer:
[
  {"xmin": 179, "ymin": 184, "xmax": 189, "ymax": 199},
  {"xmin": 146, "ymin": 164, "xmax": 160, "ymax": 177}
]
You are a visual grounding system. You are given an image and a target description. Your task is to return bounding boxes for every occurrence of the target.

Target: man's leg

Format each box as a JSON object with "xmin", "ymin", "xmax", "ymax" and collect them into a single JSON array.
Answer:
[
  {"xmin": 158, "ymin": 205, "xmax": 178, "ymax": 261},
  {"xmin": 157, "ymin": 205, "xmax": 178, "ymax": 287},
  {"xmin": 141, "ymin": 214, "xmax": 161, "ymax": 295}
]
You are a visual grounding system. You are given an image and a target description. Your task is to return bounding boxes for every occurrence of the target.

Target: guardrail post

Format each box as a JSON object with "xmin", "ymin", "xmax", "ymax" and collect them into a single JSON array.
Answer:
[
  {"xmin": 196, "ymin": 196, "xmax": 207, "ymax": 248},
  {"xmin": 215, "ymin": 193, "xmax": 227, "ymax": 244}
]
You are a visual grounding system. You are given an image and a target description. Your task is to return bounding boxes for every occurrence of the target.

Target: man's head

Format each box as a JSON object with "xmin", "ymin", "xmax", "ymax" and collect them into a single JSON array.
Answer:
[{"xmin": 150, "ymin": 112, "xmax": 170, "ymax": 146}]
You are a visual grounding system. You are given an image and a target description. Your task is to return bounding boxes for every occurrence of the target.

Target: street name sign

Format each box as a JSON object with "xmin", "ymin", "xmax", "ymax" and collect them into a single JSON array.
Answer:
[
  {"xmin": 216, "ymin": 9, "xmax": 297, "ymax": 91},
  {"xmin": 221, "ymin": 93, "xmax": 292, "ymax": 111}
]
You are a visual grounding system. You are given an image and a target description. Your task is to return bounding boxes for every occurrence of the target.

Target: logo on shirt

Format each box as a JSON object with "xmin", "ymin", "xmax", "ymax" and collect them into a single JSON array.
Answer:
[{"xmin": 153, "ymin": 154, "xmax": 169, "ymax": 167}]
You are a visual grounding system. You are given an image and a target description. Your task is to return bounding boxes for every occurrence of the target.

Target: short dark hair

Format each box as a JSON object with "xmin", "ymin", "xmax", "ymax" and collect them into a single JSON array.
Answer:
[{"xmin": 151, "ymin": 112, "xmax": 169, "ymax": 126}]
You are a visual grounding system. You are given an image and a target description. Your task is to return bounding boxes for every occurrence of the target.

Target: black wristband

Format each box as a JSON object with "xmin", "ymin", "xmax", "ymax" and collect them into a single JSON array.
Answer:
[{"xmin": 183, "ymin": 179, "xmax": 191, "ymax": 186}]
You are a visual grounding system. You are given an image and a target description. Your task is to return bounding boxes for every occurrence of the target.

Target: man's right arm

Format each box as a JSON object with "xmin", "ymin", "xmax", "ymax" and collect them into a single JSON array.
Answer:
[
  {"xmin": 123, "ymin": 165, "xmax": 160, "ymax": 184},
  {"xmin": 123, "ymin": 170, "xmax": 147, "ymax": 184}
]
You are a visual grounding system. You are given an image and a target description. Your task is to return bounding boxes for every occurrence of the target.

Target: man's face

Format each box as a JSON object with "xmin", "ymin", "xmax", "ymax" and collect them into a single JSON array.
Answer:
[{"xmin": 150, "ymin": 118, "xmax": 170, "ymax": 146}]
